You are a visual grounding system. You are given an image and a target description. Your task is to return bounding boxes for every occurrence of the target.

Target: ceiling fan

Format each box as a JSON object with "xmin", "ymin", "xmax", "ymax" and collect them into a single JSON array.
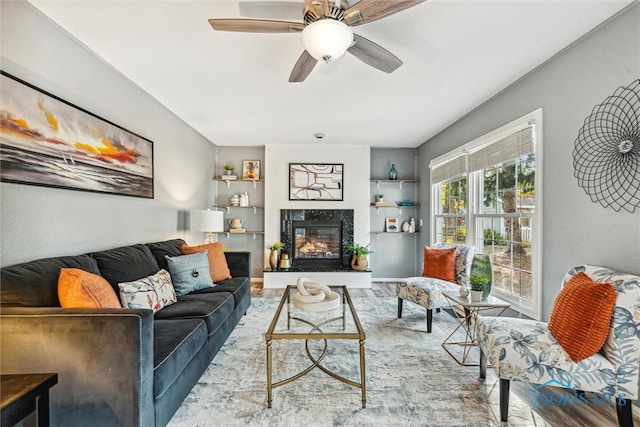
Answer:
[{"xmin": 208, "ymin": 0, "xmax": 425, "ymax": 82}]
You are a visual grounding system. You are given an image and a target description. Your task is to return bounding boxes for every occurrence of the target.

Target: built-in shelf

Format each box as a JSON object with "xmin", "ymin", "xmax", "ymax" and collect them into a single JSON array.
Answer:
[
  {"xmin": 370, "ymin": 179, "xmax": 419, "ymax": 190},
  {"xmin": 371, "ymin": 205, "xmax": 420, "ymax": 213},
  {"xmin": 212, "ymin": 205, "xmax": 264, "ymax": 214},
  {"xmin": 213, "ymin": 178, "xmax": 264, "ymax": 189},
  {"xmin": 371, "ymin": 232, "xmax": 421, "ymax": 240},
  {"xmin": 218, "ymin": 231, "xmax": 264, "ymax": 239}
]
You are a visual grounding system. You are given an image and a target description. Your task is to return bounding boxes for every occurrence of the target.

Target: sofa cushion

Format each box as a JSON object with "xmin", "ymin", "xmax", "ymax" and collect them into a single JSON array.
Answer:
[
  {"xmin": 146, "ymin": 239, "xmax": 186, "ymax": 272},
  {"xmin": 165, "ymin": 252, "xmax": 214, "ymax": 296},
  {"xmin": 190, "ymin": 277, "xmax": 250, "ymax": 309},
  {"xmin": 548, "ymin": 272, "xmax": 616, "ymax": 362},
  {"xmin": 181, "ymin": 242, "xmax": 232, "ymax": 282},
  {"xmin": 422, "ymin": 246, "xmax": 457, "ymax": 283},
  {"xmin": 153, "ymin": 318, "xmax": 207, "ymax": 400},
  {"xmin": 91, "ymin": 244, "xmax": 160, "ymax": 293},
  {"xmin": 58, "ymin": 268, "xmax": 121, "ymax": 308},
  {"xmin": 154, "ymin": 292, "xmax": 235, "ymax": 336},
  {"xmin": 1, "ymin": 255, "xmax": 100, "ymax": 307},
  {"xmin": 118, "ymin": 269, "xmax": 177, "ymax": 313}
]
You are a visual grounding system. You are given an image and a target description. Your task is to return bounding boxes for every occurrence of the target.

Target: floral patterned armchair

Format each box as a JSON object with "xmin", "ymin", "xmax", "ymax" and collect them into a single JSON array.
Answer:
[
  {"xmin": 477, "ymin": 265, "xmax": 640, "ymax": 426},
  {"xmin": 396, "ymin": 243, "xmax": 474, "ymax": 333}
]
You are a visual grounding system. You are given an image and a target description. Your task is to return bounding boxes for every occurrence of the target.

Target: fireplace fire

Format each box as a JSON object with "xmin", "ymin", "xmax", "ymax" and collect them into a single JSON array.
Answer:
[{"xmin": 294, "ymin": 222, "xmax": 341, "ymax": 260}]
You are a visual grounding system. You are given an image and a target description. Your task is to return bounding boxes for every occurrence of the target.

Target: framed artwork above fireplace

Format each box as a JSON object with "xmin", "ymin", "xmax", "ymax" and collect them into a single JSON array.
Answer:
[{"xmin": 289, "ymin": 163, "xmax": 343, "ymax": 201}]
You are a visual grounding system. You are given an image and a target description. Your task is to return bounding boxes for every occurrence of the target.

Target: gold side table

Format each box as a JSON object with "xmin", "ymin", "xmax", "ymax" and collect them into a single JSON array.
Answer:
[{"xmin": 441, "ymin": 291, "xmax": 510, "ymax": 366}]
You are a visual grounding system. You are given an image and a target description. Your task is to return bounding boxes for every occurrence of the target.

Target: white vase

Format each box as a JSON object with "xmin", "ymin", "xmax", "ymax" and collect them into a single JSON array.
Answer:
[
  {"xmin": 401, "ymin": 221, "xmax": 410, "ymax": 232},
  {"xmin": 409, "ymin": 218, "xmax": 416, "ymax": 233}
]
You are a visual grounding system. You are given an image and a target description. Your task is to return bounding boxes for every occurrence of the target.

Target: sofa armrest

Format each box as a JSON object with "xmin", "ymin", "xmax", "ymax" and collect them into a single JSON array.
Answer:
[
  {"xmin": 0, "ymin": 307, "xmax": 155, "ymax": 427},
  {"xmin": 225, "ymin": 251, "xmax": 251, "ymax": 278}
]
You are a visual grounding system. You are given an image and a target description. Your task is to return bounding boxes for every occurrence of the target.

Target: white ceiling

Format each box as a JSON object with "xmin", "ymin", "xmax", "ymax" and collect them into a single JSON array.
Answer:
[{"xmin": 27, "ymin": 0, "xmax": 633, "ymax": 148}]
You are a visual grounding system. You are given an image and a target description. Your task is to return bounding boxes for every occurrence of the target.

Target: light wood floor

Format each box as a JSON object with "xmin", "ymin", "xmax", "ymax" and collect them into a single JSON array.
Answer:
[{"xmin": 251, "ymin": 281, "xmax": 640, "ymax": 427}]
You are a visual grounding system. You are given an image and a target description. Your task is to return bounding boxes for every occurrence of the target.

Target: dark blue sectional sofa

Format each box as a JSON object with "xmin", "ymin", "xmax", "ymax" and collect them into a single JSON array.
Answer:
[{"xmin": 0, "ymin": 238, "xmax": 251, "ymax": 427}]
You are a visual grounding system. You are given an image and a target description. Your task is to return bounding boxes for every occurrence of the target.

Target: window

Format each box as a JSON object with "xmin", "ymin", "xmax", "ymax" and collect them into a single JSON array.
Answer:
[{"xmin": 430, "ymin": 109, "xmax": 542, "ymax": 319}]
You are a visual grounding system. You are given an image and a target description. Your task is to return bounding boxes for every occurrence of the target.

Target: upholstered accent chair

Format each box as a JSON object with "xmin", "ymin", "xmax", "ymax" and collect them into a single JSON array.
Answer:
[
  {"xmin": 396, "ymin": 243, "xmax": 475, "ymax": 332},
  {"xmin": 477, "ymin": 265, "xmax": 640, "ymax": 426}
]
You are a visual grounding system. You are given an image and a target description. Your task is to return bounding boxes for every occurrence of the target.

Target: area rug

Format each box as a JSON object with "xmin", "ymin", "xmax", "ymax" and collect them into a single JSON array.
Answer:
[{"xmin": 168, "ymin": 297, "xmax": 544, "ymax": 427}]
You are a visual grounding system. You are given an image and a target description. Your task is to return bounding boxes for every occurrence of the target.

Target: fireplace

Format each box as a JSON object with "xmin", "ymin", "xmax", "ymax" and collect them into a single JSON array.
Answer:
[{"xmin": 281, "ymin": 209, "xmax": 353, "ymax": 270}]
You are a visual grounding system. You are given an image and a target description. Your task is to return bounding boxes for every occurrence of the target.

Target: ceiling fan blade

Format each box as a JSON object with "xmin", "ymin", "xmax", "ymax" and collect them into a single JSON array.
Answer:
[
  {"xmin": 289, "ymin": 50, "xmax": 318, "ymax": 82},
  {"xmin": 208, "ymin": 19, "xmax": 304, "ymax": 33},
  {"xmin": 348, "ymin": 33, "xmax": 402, "ymax": 73},
  {"xmin": 345, "ymin": 0, "xmax": 425, "ymax": 26}
]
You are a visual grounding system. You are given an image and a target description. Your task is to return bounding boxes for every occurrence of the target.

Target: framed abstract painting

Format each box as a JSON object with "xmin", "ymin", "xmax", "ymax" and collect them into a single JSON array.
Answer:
[
  {"xmin": 0, "ymin": 71, "xmax": 154, "ymax": 198},
  {"xmin": 289, "ymin": 163, "xmax": 343, "ymax": 201}
]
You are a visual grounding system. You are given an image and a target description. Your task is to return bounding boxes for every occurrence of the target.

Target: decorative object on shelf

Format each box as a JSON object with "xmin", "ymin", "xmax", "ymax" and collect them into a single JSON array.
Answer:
[
  {"xmin": 388, "ymin": 164, "xmax": 398, "ymax": 180},
  {"xmin": 267, "ymin": 242, "xmax": 283, "ymax": 271},
  {"xmin": 345, "ymin": 242, "xmax": 372, "ymax": 271},
  {"xmin": 409, "ymin": 218, "xmax": 416, "ymax": 233},
  {"xmin": 573, "ymin": 78, "xmax": 640, "ymax": 213},
  {"xmin": 470, "ymin": 254, "xmax": 493, "ymax": 299},
  {"xmin": 239, "ymin": 192, "xmax": 249, "ymax": 207},
  {"xmin": 289, "ymin": 163, "xmax": 343, "ymax": 201},
  {"xmin": 385, "ymin": 217, "xmax": 399, "ymax": 232},
  {"xmin": 0, "ymin": 71, "xmax": 154, "ymax": 199},
  {"xmin": 228, "ymin": 218, "xmax": 244, "ymax": 231},
  {"xmin": 224, "ymin": 164, "xmax": 235, "ymax": 175},
  {"xmin": 242, "ymin": 160, "xmax": 260, "ymax": 180},
  {"xmin": 376, "ymin": 194, "xmax": 384, "ymax": 202},
  {"xmin": 292, "ymin": 277, "xmax": 340, "ymax": 312},
  {"xmin": 401, "ymin": 221, "xmax": 410, "ymax": 232},
  {"xmin": 395, "ymin": 201, "xmax": 414, "ymax": 206},
  {"xmin": 221, "ymin": 174, "xmax": 237, "ymax": 180},
  {"xmin": 192, "ymin": 209, "xmax": 224, "ymax": 244},
  {"xmin": 230, "ymin": 194, "xmax": 240, "ymax": 206},
  {"xmin": 278, "ymin": 253, "xmax": 292, "ymax": 271}
]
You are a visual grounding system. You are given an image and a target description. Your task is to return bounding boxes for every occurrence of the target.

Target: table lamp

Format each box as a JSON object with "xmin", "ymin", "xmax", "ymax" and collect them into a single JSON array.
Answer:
[{"xmin": 192, "ymin": 210, "xmax": 224, "ymax": 244}]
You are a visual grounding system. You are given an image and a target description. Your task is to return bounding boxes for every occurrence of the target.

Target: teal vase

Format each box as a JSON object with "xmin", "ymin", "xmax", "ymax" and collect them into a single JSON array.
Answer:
[
  {"xmin": 470, "ymin": 254, "xmax": 492, "ymax": 299},
  {"xmin": 388, "ymin": 164, "xmax": 398, "ymax": 180}
]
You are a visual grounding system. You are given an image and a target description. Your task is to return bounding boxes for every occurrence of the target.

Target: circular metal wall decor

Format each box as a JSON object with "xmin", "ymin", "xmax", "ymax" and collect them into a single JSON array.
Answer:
[{"xmin": 573, "ymin": 79, "xmax": 640, "ymax": 213}]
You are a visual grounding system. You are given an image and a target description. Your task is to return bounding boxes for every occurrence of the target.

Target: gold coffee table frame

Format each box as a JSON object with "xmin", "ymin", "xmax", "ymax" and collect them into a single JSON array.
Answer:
[
  {"xmin": 441, "ymin": 291, "xmax": 510, "ymax": 366},
  {"xmin": 265, "ymin": 285, "xmax": 366, "ymax": 408}
]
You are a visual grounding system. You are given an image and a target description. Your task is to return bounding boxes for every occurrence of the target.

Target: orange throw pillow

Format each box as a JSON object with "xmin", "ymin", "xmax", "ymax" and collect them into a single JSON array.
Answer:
[
  {"xmin": 181, "ymin": 242, "xmax": 231, "ymax": 282},
  {"xmin": 421, "ymin": 246, "xmax": 457, "ymax": 283},
  {"xmin": 548, "ymin": 272, "xmax": 616, "ymax": 362},
  {"xmin": 58, "ymin": 268, "xmax": 121, "ymax": 308}
]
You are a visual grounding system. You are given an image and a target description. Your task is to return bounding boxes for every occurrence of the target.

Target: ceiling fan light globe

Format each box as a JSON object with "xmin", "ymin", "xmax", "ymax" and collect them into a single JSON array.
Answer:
[{"xmin": 302, "ymin": 19, "xmax": 353, "ymax": 64}]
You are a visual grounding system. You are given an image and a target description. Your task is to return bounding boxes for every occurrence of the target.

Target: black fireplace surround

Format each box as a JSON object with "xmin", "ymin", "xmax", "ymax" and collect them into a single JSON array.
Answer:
[{"xmin": 280, "ymin": 209, "xmax": 354, "ymax": 271}]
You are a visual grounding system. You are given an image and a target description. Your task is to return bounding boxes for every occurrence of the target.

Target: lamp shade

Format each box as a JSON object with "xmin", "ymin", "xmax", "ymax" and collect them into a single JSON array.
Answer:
[
  {"xmin": 302, "ymin": 19, "xmax": 353, "ymax": 63},
  {"xmin": 192, "ymin": 210, "xmax": 224, "ymax": 233}
]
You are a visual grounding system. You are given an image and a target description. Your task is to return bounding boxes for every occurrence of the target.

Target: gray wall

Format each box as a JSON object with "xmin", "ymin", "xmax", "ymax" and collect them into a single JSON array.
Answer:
[
  {"xmin": 417, "ymin": 3, "xmax": 640, "ymax": 321},
  {"xmin": 1, "ymin": 1, "xmax": 216, "ymax": 266}
]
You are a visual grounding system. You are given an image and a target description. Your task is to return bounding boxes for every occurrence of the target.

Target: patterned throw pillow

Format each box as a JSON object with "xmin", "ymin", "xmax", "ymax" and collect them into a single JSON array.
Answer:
[
  {"xmin": 433, "ymin": 243, "xmax": 475, "ymax": 286},
  {"xmin": 548, "ymin": 272, "xmax": 616, "ymax": 362},
  {"xmin": 165, "ymin": 251, "xmax": 214, "ymax": 296},
  {"xmin": 422, "ymin": 246, "xmax": 457, "ymax": 283},
  {"xmin": 58, "ymin": 268, "xmax": 121, "ymax": 308},
  {"xmin": 181, "ymin": 241, "xmax": 231, "ymax": 282},
  {"xmin": 118, "ymin": 269, "xmax": 177, "ymax": 313}
]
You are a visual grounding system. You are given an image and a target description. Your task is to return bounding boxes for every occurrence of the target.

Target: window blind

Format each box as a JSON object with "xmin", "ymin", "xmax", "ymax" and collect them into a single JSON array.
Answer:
[
  {"xmin": 430, "ymin": 155, "xmax": 466, "ymax": 184},
  {"xmin": 468, "ymin": 126, "xmax": 534, "ymax": 172}
]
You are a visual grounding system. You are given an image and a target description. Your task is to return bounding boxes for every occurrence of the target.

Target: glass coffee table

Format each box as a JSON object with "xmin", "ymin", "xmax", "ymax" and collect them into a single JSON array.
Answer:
[{"xmin": 265, "ymin": 285, "xmax": 366, "ymax": 408}]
